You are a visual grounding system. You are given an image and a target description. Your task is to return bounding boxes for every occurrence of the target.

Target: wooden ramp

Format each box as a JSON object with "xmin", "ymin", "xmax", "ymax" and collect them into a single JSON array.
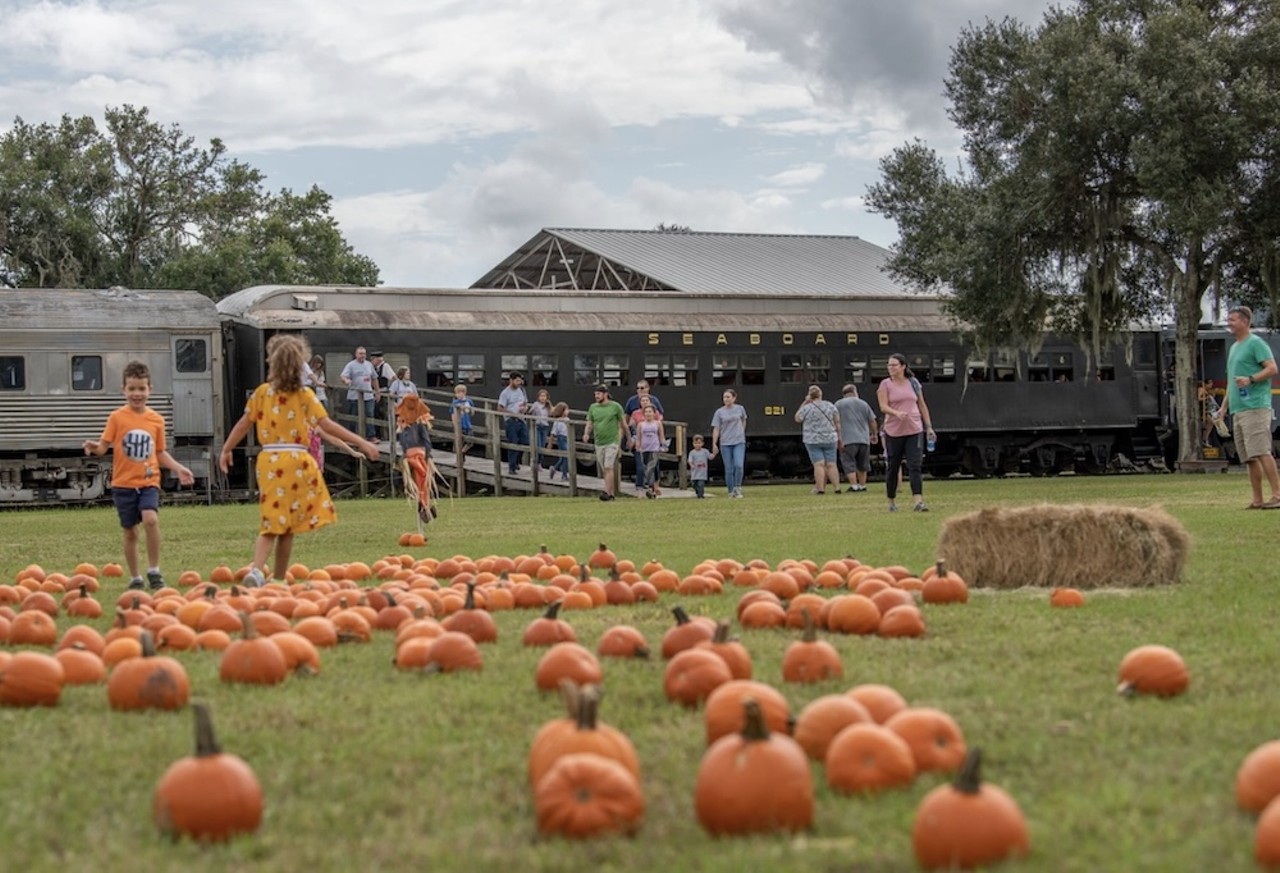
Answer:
[{"xmin": 425, "ymin": 448, "xmax": 700, "ymax": 499}]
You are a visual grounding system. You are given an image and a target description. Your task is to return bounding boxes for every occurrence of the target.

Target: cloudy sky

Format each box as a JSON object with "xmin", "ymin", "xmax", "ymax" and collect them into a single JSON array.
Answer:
[{"xmin": 2, "ymin": 0, "xmax": 1057, "ymax": 288}]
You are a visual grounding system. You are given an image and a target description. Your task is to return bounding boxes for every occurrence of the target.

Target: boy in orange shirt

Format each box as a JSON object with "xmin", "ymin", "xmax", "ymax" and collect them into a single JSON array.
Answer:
[{"xmin": 84, "ymin": 361, "xmax": 194, "ymax": 590}]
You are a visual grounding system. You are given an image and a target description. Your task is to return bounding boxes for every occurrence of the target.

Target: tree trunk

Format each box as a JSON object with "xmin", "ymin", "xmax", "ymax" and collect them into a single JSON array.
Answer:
[{"xmin": 1173, "ymin": 267, "xmax": 1204, "ymax": 466}]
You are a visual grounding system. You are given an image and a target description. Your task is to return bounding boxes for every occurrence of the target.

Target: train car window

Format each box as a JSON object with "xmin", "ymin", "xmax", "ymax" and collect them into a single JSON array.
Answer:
[
  {"xmin": 844, "ymin": 353, "xmax": 868, "ymax": 384},
  {"xmin": 1028, "ymin": 353, "xmax": 1049, "ymax": 382},
  {"xmin": 966, "ymin": 356, "xmax": 988, "ymax": 382},
  {"xmin": 174, "ymin": 339, "xmax": 207, "ymax": 373},
  {"xmin": 908, "ymin": 353, "xmax": 931, "ymax": 382},
  {"xmin": 1094, "ymin": 348, "xmax": 1115, "ymax": 381},
  {"xmin": 1049, "ymin": 351, "xmax": 1074, "ymax": 383},
  {"xmin": 425, "ymin": 354, "xmax": 455, "ymax": 387},
  {"xmin": 500, "ymin": 355, "xmax": 528, "ymax": 379},
  {"xmin": 530, "ymin": 354, "xmax": 558, "ymax": 387},
  {"xmin": 72, "ymin": 356, "xmax": 103, "ymax": 391},
  {"xmin": 457, "ymin": 354, "xmax": 485, "ymax": 384},
  {"xmin": 870, "ymin": 354, "xmax": 893, "ymax": 380},
  {"xmin": 992, "ymin": 350, "xmax": 1018, "ymax": 382},
  {"xmin": 741, "ymin": 354, "xmax": 765, "ymax": 386},
  {"xmin": 780, "ymin": 353, "xmax": 829, "ymax": 384},
  {"xmin": 0, "ymin": 356, "xmax": 24, "ymax": 390},
  {"xmin": 712, "ymin": 354, "xmax": 738, "ymax": 386},
  {"xmin": 573, "ymin": 354, "xmax": 629, "ymax": 387},
  {"xmin": 934, "ymin": 354, "xmax": 956, "ymax": 382},
  {"xmin": 645, "ymin": 354, "xmax": 698, "ymax": 387}
]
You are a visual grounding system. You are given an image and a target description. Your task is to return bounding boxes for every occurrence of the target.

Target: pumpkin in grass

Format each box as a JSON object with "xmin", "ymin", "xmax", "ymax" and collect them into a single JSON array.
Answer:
[
  {"xmin": 921, "ymin": 559, "xmax": 969, "ymax": 605},
  {"xmin": 441, "ymin": 582, "xmax": 498, "ymax": 643},
  {"xmin": 912, "ymin": 747, "xmax": 1029, "ymax": 870},
  {"xmin": 848, "ymin": 683, "xmax": 908, "ymax": 724},
  {"xmin": 587, "ymin": 543, "xmax": 617, "ymax": 570},
  {"xmin": 270, "ymin": 632, "xmax": 321, "ymax": 675},
  {"xmin": 1050, "ymin": 587, "xmax": 1086, "ymax": 607},
  {"xmin": 878, "ymin": 604, "xmax": 926, "ymax": 639},
  {"xmin": 58, "ymin": 624, "xmax": 105, "ymax": 656},
  {"xmin": 660, "ymin": 605, "xmax": 716, "ymax": 658},
  {"xmin": 55, "ymin": 643, "xmax": 107, "ymax": 685},
  {"xmin": 154, "ymin": 702, "xmax": 262, "ymax": 842},
  {"xmin": 704, "ymin": 679, "xmax": 792, "ymax": 746},
  {"xmin": 694, "ymin": 699, "xmax": 813, "ymax": 835},
  {"xmin": 825, "ymin": 722, "xmax": 917, "ymax": 793},
  {"xmin": 535, "ymin": 753, "xmax": 644, "ymax": 838},
  {"xmin": 523, "ymin": 601, "xmax": 577, "ymax": 647},
  {"xmin": 108, "ymin": 631, "xmax": 190, "ymax": 711},
  {"xmin": 695, "ymin": 620, "xmax": 752, "ymax": 680},
  {"xmin": 781, "ymin": 609, "xmax": 843, "ymax": 683},
  {"xmin": 219, "ymin": 614, "xmax": 288, "ymax": 686},
  {"xmin": 423, "ymin": 631, "xmax": 484, "ymax": 672},
  {"xmin": 1117, "ymin": 644, "xmax": 1189, "ymax": 697},
  {"xmin": 535, "ymin": 642, "xmax": 603, "ymax": 692},
  {"xmin": 8, "ymin": 610, "xmax": 58, "ymax": 647},
  {"xmin": 1257, "ymin": 796, "xmax": 1280, "ymax": 868},
  {"xmin": 792, "ymin": 694, "xmax": 872, "ymax": 761},
  {"xmin": 1237, "ymin": 741, "xmax": 1280, "ymax": 813},
  {"xmin": 664, "ymin": 648, "xmax": 733, "ymax": 708},
  {"xmin": 597, "ymin": 625, "xmax": 650, "ymax": 659},
  {"xmin": 528, "ymin": 683, "xmax": 640, "ymax": 788},
  {"xmin": 886, "ymin": 707, "xmax": 967, "ymax": 773},
  {"xmin": 293, "ymin": 616, "xmax": 339, "ymax": 648},
  {"xmin": 0, "ymin": 650, "xmax": 65, "ymax": 706}
]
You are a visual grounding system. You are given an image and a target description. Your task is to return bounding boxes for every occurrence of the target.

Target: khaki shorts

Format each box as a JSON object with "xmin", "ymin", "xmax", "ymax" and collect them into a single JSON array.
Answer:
[
  {"xmin": 1233, "ymin": 407, "xmax": 1275, "ymax": 461},
  {"xmin": 594, "ymin": 443, "xmax": 620, "ymax": 471}
]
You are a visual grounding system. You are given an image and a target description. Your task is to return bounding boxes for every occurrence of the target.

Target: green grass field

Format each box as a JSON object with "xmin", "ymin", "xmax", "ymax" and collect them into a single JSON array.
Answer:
[{"xmin": 0, "ymin": 473, "xmax": 1275, "ymax": 872}]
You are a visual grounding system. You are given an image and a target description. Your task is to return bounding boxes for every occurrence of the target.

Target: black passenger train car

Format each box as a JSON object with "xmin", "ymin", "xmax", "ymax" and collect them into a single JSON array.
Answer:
[{"xmin": 216, "ymin": 284, "xmax": 1173, "ymax": 478}]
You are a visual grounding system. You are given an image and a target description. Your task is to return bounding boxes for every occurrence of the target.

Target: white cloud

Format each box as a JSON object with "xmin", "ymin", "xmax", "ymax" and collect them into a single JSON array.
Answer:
[{"xmin": 765, "ymin": 162, "xmax": 825, "ymax": 187}]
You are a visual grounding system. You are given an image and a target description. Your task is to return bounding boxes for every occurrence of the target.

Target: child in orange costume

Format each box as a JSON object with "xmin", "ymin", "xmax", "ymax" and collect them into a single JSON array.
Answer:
[
  {"xmin": 396, "ymin": 395, "xmax": 436, "ymax": 523},
  {"xmin": 218, "ymin": 335, "xmax": 379, "ymax": 586}
]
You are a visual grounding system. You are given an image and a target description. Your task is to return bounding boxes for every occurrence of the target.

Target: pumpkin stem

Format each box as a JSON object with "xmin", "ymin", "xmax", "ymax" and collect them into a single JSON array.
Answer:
[
  {"xmin": 79, "ymin": 584, "xmax": 89, "ymax": 598},
  {"xmin": 578, "ymin": 563, "xmax": 590, "ymax": 582},
  {"xmin": 671, "ymin": 605, "xmax": 691, "ymax": 626},
  {"xmin": 114, "ymin": 609, "xmax": 127, "ymax": 629},
  {"xmin": 800, "ymin": 607, "xmax": 817, "ymax": 641},
  {"xmin": 131, "ymin": 594, "xmax": 141, "ymax": 610},
  {"xmin": 935, "ymin": 559, "xmax": 947, "ymax": 580},
  {"xmin": 712, "ymin": 620, "xmax": 732, "ymax": 644},
  {"xmin": 543, "ymin": 601, "xmax": 563, "ymax": 620},
  {"xmin": 238, "ymin": 611, "xmax": 256, "ymax": 640},
  {"xmin": 557, "ymin": 678, "xmax": 582, "ymax": 717},
  {"xmin": 192, "ymin": 702, "xmax": 223, "ymax": 757},
  {"xmin": 739, "ymin": 698, "xmax": 770, "ymax": 742},
  {"xmin": 953, "ymin": 747, "xmax": 984, "ymax": 794},
  {"xmin": 204, "ymin": 585, "xmax": 218, "ymax": 600},
  {"xmin": 386, "ymin": 592, "xmax": 398, "ymax": 608},
  {"xmin": 538, "ymin": 544, "xmax": 550, "ymax": 555},
  {"xmin": 140, "ymin": 629, "xmax": 157, "ymax": 658},
  {"xmin": 576, "ymin": 684, "xmax": 601, "ymax": 731}
]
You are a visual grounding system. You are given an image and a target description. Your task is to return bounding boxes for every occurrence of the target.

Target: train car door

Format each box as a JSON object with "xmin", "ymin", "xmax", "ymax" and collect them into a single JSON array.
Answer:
[{"xmin": 171, "ymin": 335, "xmax": 214, "ymax": 436}]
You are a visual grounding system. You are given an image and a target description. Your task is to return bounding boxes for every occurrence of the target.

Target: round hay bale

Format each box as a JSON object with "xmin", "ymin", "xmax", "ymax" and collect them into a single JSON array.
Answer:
[{"xmin": 935, "ymin": 503, "xmax": 1189, "ymax": 590}]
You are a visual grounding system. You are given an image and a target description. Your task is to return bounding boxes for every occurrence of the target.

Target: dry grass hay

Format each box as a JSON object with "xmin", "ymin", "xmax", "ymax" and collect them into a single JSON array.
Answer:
[{"xmin": 936, "ymin": 503, "xmax": 1190, "ymax": 590}]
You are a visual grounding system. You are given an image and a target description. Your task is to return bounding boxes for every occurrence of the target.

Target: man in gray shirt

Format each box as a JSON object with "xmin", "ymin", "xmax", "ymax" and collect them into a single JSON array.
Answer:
[
  {"xmin": 497, "ymin": 371, "xmax": 529, "ymax": 474},
  {"xmin": 834, "ymin": 383, "xmax": 878, "ymax": 492}
]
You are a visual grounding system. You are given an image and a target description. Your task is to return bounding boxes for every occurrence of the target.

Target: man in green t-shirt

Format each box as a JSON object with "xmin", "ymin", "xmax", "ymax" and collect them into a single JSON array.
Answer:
[
  {"xmin": 1215, "ymin": 305, "xmax": 1279, "ymax": 508},
  {"xmin": 583, "ymin": 385, "xmax": 631, "ymax": 502}
]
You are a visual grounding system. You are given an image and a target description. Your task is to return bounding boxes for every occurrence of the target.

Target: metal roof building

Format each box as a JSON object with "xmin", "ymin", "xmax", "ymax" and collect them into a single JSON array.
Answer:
[{"xmin": 471, "ymin": 227, "xmax": 918, "ymax": 298}]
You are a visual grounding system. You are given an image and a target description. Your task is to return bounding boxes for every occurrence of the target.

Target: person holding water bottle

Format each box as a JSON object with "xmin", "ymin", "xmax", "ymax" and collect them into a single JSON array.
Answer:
[
  {"xmin": 877, "ymin": 352, "xmax": 935, "ymax": 513},
  {"xmin": 1215, "ymin": 305, "xmax": 1280, "ymax": 509}
]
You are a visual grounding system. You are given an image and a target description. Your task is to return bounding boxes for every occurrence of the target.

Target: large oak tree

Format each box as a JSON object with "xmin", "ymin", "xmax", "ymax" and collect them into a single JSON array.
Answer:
[
  {"xmin": 866, "ymin": 0, "xmax": 1280, "ymax": 464},
  {"xmin": 0, "ymin": 105, "xmax": 379, "ymax": 296}
]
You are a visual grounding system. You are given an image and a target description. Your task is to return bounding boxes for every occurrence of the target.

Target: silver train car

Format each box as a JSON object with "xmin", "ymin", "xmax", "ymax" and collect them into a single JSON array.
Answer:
[{"xmin": 0, "ymin": 289, "xmax": 224, "ymax": 503}]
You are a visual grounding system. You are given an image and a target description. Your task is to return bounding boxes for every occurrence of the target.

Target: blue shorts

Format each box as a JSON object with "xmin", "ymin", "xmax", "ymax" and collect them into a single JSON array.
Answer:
[
  {"xmin": 112, "ymin": 486, "xmax": 160, "ymax": 529},
  {"xmin": 805, "ymin": 443, "xmax": 838, "ymax": 464}
]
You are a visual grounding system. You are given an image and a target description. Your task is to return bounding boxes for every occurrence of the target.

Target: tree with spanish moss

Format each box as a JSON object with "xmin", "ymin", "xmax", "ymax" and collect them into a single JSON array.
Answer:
[{"xmin": 865, "ymin": 0, "xmax": 1280, "ymax": 465}]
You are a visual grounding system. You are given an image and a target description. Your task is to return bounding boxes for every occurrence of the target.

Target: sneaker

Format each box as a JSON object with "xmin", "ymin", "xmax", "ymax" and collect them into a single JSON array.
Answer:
[
  {"xmin": 811, "ymin": 488, "xmax": 824, "ymax": 495},
  {"xmin": 127, "ymin": 577, "xmax": 145, "ymax": 590},
  {"xmin": 914, "ymin": 503, "xmax": 930, "ymax": 513},
  {"xmin": 599, "ymin": 493, "xmax": 615, "ymax": 502},
  {"xmin": 646, "ymin": 489, "xmax": 657, "ymax": 499},
  {"xmin": 888, "ymin": 503, "xmax": 899, "ymax": 513},
  {"xmin": 146, "ymin": 571, "xmax": 165, "ymax": 591},
  {"xmin": 244, "ymin": 566, "xmax": 267, "ymax": 588}
]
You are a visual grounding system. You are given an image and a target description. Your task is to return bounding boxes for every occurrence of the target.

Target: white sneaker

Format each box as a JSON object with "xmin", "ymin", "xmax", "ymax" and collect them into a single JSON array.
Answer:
[{"xmin": 244, "ymin": 566, "xmax": 266, "ymax": 588}]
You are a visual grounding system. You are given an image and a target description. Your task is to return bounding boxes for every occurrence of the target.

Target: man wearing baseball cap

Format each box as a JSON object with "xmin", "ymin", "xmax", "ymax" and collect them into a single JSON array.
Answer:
[{"xmin": 582, "ymin": 384, "xmax": 630, "ymax": 501}]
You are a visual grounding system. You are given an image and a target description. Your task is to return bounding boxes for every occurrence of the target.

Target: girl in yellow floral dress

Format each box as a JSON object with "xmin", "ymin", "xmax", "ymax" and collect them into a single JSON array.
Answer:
[{"xmin": 218, "ymin": 334, "xmax": 379, "ymax": 586}]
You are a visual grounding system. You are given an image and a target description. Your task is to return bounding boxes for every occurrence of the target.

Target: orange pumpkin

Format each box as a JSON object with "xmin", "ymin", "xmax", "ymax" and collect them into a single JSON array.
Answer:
[
  {"xmin": 1238, "ymin": 740, "xmax": 1280, "ymax": 813},
  {"xmin": 886, "ymin": 707, "xmax": 967, "ymax": 773},
  {"xmin": 694, "ymin": 699, "xmax": 813, "ymax": 835},
  {"xmin": 912, "ymin": 748, "xmax": 1029, "ymax": 870},
  {"xmin": 528, "ymin": 683, "xmax": 640, "ymax": 788},
  {"xmin": 0, "ymin": 650, "xmax": 65, "ymax": 706},
  {"xmin": 1117, "ymin": 644, "xmax": 1189, "ymax": 697},
  {"xmin": 535, "ymin": 642, "xmax": 603, "ymax": 692},
  {"xmin": 704, "ymin": 679, "xmax": 791, "ymax": 746},
  {"xmin": 219, "ymin": 615, "xmax": 288, "ymax": 686},
  {"xmin": 1050, "ymin": 587, "xmax": 1085, "ymax": 607},
  {"xmin": 848, "ymin": 683, "xmax": 908, "ymax": 724},
  {"xmin": 792, "ymin": 694, "xmax": 872, "ymax": 761},
  {"xmin": 597, "ymin": 625, "xmax": 650, "ymax": 659},
  {"xmin": 108, "ymin": 631, "xmax": 190, "ymax": 711},
  {"xmin": 825, "ymin": 723, "xmax": 917, "ymax": 793},
  {"xmin": 660, "ymin": 606, "xmax": 716, "ymax": 658},
  {"xmin": 780, "ymin": 609, "xmax": 843, "ymax": 683},
  {"xmin": 153, "ymin": 703, "xmax": 263, "ymax": 842},
  {"xmin": 534, "ymin": 753, "xmax": 644, "ymax": 838},
  {"xmin": 664, "ymin": 648, "xmax": 733, "ymax": 708}
]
